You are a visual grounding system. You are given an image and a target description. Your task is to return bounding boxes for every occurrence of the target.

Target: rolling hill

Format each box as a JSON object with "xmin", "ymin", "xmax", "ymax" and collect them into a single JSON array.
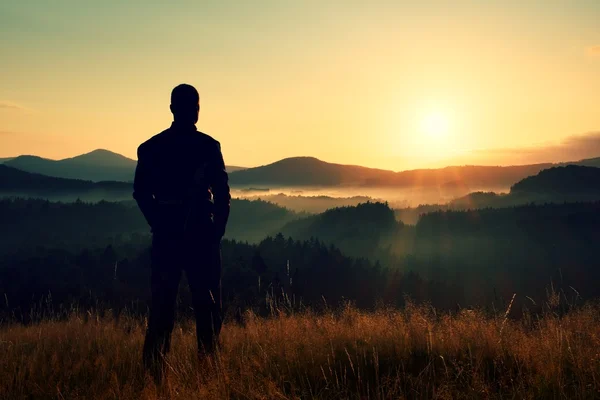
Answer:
[
  {"xmin": 239, "ymin": 193, "xmax": 375, "ymax": 213},
  {"xmin": 5, "ymin": 149, "xmax": 246, "ymax": 182},
  {"xmin": 229, "ymin": 155, "xmax": 600, "ymax": 189},
  {"xmin": 277, "ymin": 202, "xmax": 400, "ymax": 257},
  {"xmin": 5, "ymin": 150, "xmax": 137, "ymax": 182},
  {"xmin": 228, "ymin": 156, "xmax": 559, "ymax": 189},
  {"xmin": 0, "ymin": 166, "xmax": 299, "ymax": 242},
  {"xmin": 445, "ymin": 165, "xmax": 600, "ymax": 211},
  {"xmin": 566, "ymin": 157, "xmax": 600, "ymax": 168},
  {"xmin": 0, "ymin": 164, "xmax": 132, "ymax": 199},
  {"xmin": 4, "ymin": 148, "xmax": 600, "ymax": 191},
  {"xmin": 229, "ymin": 157, "xmax": 399, "ymax": 186},
  {"xmin": 511, "ymin": 165, "xmax": 600, "ymax": 195}
]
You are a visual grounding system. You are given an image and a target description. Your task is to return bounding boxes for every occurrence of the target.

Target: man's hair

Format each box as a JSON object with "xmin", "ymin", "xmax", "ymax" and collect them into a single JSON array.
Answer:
[{"xmin": 171, "ymin": 84, "xmax": 199, "ymax": 110}]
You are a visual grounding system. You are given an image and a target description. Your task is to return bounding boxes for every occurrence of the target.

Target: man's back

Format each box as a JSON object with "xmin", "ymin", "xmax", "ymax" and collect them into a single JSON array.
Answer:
[{"xmin": 134, "ymin": 123, "xmax": 230, "ymax": 237}]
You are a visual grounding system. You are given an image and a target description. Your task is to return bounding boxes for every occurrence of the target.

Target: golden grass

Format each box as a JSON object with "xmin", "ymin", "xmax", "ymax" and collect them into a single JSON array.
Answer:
[{"xmin": 1, "ymin": 304, "xmax": 600, "ymax": 399}]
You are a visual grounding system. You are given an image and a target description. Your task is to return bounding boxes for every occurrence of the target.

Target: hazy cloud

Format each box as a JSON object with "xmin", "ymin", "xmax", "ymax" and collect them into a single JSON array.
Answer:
[
  {"xmin": 0, "ymin": 101, "xmax": 24, "ymax": 111},
  {"xmin": 586, "ymin": 45, "xmax": 600, "ymax": 57},
  {"xmin": 463, "ymin": 132, "xmax": 600, "ymax": 165}
]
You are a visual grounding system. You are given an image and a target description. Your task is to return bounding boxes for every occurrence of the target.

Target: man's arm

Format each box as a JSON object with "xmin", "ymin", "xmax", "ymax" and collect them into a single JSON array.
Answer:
[
  {"xmin": 133, "ymin": 145, "xmax": 157, "ymax": 230},
  {"xmin": 210, "ymin": 142, "xmax": 231, "ymax": 239}
]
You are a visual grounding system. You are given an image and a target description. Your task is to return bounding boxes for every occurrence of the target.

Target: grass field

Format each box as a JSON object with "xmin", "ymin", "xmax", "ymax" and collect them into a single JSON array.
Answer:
[{"xmin": 1, "ymin": 303, "xmax": 599, "ymax": 399}]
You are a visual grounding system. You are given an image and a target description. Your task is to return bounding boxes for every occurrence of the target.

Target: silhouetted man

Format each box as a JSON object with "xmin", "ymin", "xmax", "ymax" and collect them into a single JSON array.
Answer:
[{"xmin": 133, "ymin": 84, "xmax": 230, "ymax": 377}]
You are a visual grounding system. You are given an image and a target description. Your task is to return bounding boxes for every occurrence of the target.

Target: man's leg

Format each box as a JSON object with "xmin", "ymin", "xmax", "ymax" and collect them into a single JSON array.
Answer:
[
  {"xmin": 186, "ymin": 240, "xmax": 222, "ymax": 355},
  {"xmin": 143, "ymin": 243, "xmax": 182, "ymax": 376}
]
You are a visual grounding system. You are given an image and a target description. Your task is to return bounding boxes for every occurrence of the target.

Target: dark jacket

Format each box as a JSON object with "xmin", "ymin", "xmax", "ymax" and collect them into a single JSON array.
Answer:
[{"xmin": 133, "ymin": 122, "xmax": 230, "ymax": 238}]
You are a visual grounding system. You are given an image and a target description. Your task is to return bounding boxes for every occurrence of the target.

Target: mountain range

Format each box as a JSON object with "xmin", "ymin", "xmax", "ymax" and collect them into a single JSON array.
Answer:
[
  {"xmin": 1, "ymin": 149, "xmax": 599, "ymax": 190},
  {"xmin": 1, "ymin": 149, "xmax": 247, "ymax": 182},
  {"xmin": 2, "ymin": 163, "xmax": 600, "ymax": 212},
  {"xmin": 445, "ymin": 165, "xmax": 600, "ymax": 211},
  {"xmin": 228, "ymin": 157, "xmax": 554, "ymax": 189},
  {"xmin": 227, "ymin": 156, "xmax": 600, "ymax": 189},
  {"xmin": 0, "ymin": 164, "xmax": 132, "ymax": 201},
  {"xmin": 3, "ymin": 150, "xmax": 137, "ymax": 182}
]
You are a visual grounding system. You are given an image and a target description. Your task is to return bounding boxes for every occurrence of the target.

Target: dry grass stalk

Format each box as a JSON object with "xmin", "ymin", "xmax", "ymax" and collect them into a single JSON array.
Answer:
[{"xmin": 1, "ymin": 304, "xmax": 599, "ymax": 399}]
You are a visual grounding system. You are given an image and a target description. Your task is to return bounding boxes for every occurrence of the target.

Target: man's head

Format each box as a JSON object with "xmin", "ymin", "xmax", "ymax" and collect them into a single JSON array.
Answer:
[{"xmin": 170, "ymin": 84, "xmax": 200, "ymax": 124}]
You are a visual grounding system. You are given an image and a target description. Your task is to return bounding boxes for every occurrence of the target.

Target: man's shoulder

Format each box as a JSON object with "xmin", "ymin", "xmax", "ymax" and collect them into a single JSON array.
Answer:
[
  {"xmin": 197, "ymin": 131, "xmax": 221, "ymax": 149},
  {"xmin": 137, "ymin": 128, "xmax": 221, "ymax": 159},
  {"xmin": 137, "ymin": 129, "xmax": 171, "ymax": 157}
]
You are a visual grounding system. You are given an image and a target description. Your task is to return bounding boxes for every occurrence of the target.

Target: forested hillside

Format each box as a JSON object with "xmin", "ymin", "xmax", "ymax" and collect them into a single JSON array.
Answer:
[
  {"xmin": 278, "ymin": 202, "xmax": 401, "ymax": 258},
  {"xmin": 511, "ymin": 165, "xmax": 600, "ymax": 194},
  {"xmin": 0, "ymin": 197, "xmax": 299, "ymax": 254},
  {"xmin": 1, "ymin": 197, "xmax": 599, "ymax": 322},
  {"xmin": 0, "ymin": 165, "xmax": 132, "ymax": 201}
]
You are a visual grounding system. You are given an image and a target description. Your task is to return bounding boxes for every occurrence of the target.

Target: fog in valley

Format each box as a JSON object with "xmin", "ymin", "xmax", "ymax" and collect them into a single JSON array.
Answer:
[{"xmin": 233, "ymin": 184, "xmax": 511, "ymax": 214}]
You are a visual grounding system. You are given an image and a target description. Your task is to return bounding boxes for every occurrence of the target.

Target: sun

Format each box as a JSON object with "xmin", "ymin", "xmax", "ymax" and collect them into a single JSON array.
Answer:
[
  {"xmin": 419, "ymin": 111, "xmax": 450, "ymax": 139},
  {"xmin": 395, "ymin": 104, "xmax": 459, "ymax": 164}
]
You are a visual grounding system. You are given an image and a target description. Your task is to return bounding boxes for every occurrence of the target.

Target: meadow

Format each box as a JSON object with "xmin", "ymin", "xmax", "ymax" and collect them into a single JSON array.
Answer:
[{"xmin": 2, "ymin": 302, "xmax": 599, "ymax": 399}]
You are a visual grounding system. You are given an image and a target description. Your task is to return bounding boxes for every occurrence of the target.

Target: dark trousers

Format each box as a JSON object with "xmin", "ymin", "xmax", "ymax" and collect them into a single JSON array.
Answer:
[{"xmin": 142, "ymin": 233, "xmax": 222, "ymax": 372}]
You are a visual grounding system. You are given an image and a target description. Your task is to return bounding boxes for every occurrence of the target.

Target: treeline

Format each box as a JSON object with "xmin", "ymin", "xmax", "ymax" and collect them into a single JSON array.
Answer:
[
  {"xmin": 408, "ymin": 202, "xmax": 600, "ymax": 305},
  {"xmin": 511, "ymin": 165, "xmax": 600, "ymax": 194},
  {"xmin": 0, "ymin": 198, "xmax": 148, "ymax": 254},
  {"xmin": 0, "ymin": 234, "xmax": 456, "ymax": 322},
  {"xmin": 274, "ymin": 201, "xmax": 600, "ymax": 309},
  {"xmin": 241, "ymin": 193, "xmax": 374, "ymax": 214},
  {"xmin": 278, "ymin": 201, "xmax": 401, "ymax": 258},
  {"xmin": 2, "ymin": 198, "xmax": 599, "ymax": 321},
  {"xmin": 393, "ymin": 166, "xmax": 600, "ymax": 225},
  {"xmin": 0, "ymin": 197, "xmax": 301, "ymax": 254},
  {"xmin": 0, "ymin": 164, "xmax": 133, "ymax": 202}
]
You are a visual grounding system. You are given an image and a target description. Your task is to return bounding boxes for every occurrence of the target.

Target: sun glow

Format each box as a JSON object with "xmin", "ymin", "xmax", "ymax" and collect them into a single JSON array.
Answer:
[
  {"xmin": 420, "ymin": 111, "xmax": 450, "ymax": 139},
  {"xmin": 395, "ymin": 106, "xmax": 462, "ymax": 167}
]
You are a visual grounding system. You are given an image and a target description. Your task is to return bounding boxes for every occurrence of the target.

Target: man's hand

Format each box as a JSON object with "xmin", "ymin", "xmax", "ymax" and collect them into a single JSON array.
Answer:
[{"xmin": 210, "ymin": 141, "xmax": 230, "ymax": 243}]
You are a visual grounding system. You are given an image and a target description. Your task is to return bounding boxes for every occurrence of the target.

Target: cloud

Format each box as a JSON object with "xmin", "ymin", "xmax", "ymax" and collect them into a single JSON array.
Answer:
[
  {"xmin": 560, "ymin": 132, "xmax": 600, "ymax": 153},
  {"xmin": 0, "ymin": 101, "xmax": 25, "ymax": 111},
  {"xmin": 586, "ymin": 45, "xmax": 600, "ymax": 57},
  {"xmin": 461, "ymin": 132, "xmax": 600, "ymax": 166}
]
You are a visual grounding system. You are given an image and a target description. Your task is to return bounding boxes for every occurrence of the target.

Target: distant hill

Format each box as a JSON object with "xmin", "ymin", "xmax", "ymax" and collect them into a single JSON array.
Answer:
[
  {"xmin": 240, "ymin": 193, "xmax": 375, "ymax": 213},
  {"xmin": 441, "ymin": 165, "xmax": 600, "ymax": 212},
  {"xmin": 571, "ymin": 157, "xmax": 600, "ymax": 168},
  {"xmin": 511, "ymin": 165, "xmax": 600, "ymax": 195},
  {"xmin": 229, "ymin": 157, "xmax": 399, "ymax": 186},
  {"xmin": 5, "ymin": 148, "xmax": 600, "ymax": 189},
  {"xmin": 277, "ymin": 202, "xmax": 400, "ymax": 257},
  {"xmin": 393, "ymin": 164, "xmax": 555, "ymax": 189},
  {"xmin": 0, "ymin": 166, "xmax": 300, "ymax": 242},
  {"xmin": 0, "ymin": 157, "xmax": 14, "ymax": 163},
  {"xmin": 226, "ymin": 198, "xmax": 300, "ymax": 242},
  {"xmin": 59, "ymin": 149, "xmax": 135, "ymax": 168},
  {"xmin": 230, "ymin": 155, "xmax": 600, "ymax": 189},
  {"xmin": 5, "ymin": 149, "xmax": 246, "ymax": 182},
  {"xmin": 0, "ymin": 164, "xmax": 132, "ymax": 200},
  {"xmin": 5, "ymin": 149, "xmax": 137, "ymax": 182},
  {"xmin": 449, "ymin": 191, "xmax": 503, "ymax": 209},
  {"xmin": 228, "ymin": 156, "xmax": 562, "ymax": 189}
]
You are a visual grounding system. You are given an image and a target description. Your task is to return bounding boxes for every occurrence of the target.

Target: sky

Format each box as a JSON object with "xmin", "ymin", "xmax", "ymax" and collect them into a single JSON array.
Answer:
[{"xmin": 1, "ymin": 0, "xmax": 599, "ymax": 171}]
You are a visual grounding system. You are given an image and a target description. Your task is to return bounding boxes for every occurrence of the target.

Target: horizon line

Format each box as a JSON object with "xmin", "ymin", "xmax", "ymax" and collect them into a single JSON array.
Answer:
[{"xmin": 2, "ymin": 148, "xmax": 598, "ymax": 173}]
